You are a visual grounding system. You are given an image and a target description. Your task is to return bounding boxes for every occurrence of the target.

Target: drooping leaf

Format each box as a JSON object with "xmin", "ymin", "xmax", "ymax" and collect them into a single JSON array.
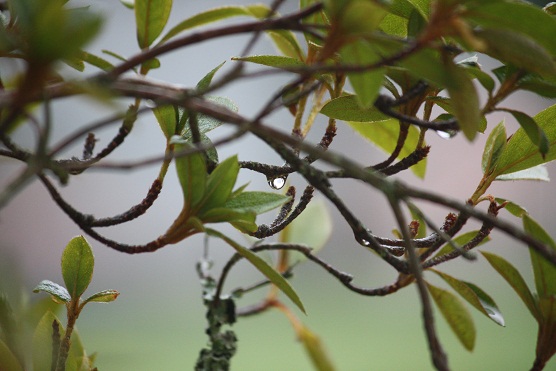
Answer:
[
  {"xmin": 61, "ymin": 236, "xmax": 94, "ymax": 300},
  {"xmin": 33, "ymin": 280, "xmax": 70, "ymax": 304},
  {"xmin": 320, "ymin": 95, "xmax": 389, "ymax": 122},
  {"xmin": 83, "ymin": 290, "xmax": 120, "ymax": 304},
  {"xmin": 494, "ymin": 104, "xmax": 556, "ymax": 176},
  {"xmin": 346, "ymin": 118, "xmax": 427, "ymax": 178},
  {"xmin": 523, "ymin": 215, "xmax": 556, "ymax": 298},
  {"xmin": 482, "ymin": 121, "xmax": 507, "ymax": 174},
  {"xmin": 196, "ymin": 61, "xmax": 226, "ymax": 92},
  {"xmin": 431, "ymin": 270, "xmax": 504, "ymax": 326},
  {"xmin": 224, "ymin": 191, "xmax": 291, "ymax": 215},
  {"xmin": 481, "ymin": 251, "xmax": 540, "ymax": 319},
  {"xmin": 0, "ymin": 338, "xmax": 23, "ymax": 371},
  {"xmin": 495, "ymin": 198, "xmax": 528, "ymax": 218},
  {"xmin": 495, "ymin": 164, "xmax": 549, "ymax": 182},
  {"xmin": 207, "ymin": 229, "xmax": 306, "ymax": 314},
  {"xmin": 426, "ymin": 282, "xmax": 476, "ymax": 351},
  {"xmin": 297, "ymin": 324, "xmax": 336, "ymax": 371},
  {"xmin": 135, "ymin": 0, "xmax": 172, "ymax": 48},
  {"xmin": 32, "ymin": 311, "xmax": 64, "ymax": 371}
]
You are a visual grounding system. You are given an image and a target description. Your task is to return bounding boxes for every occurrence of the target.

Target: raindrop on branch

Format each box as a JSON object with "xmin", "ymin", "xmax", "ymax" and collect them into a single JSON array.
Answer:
[
  {"xmin": 436, "ymin": 129, "xmax": 458, "ymax": 139},
  {"xmin": 267, "ymin": 175, "xmax": 287, "ymax": 190}
]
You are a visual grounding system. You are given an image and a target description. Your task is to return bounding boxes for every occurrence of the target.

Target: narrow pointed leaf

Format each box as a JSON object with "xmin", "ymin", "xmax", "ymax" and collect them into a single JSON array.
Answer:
[
  {"xmin": 200, "ymin": 156, "xmax": 239, "ymax": 212},
  {"xmin": 32, "ymin": 311, "xmax": 64, "ymax": 371},
  {"xmin": 297, "ymin": 324, "xmax": 336, "ymax": 371},
  {"xmin": 481, "ymin": 251, "xmax": 540, "ymax": 319},
  {"xmin": 320, "ymin": 95, "xmax": 389, "ymax": 122},
  {"xmin": 79, "ymin": 50, "xmax": 114, "ymax": 71},
  {"xmin": 506, "ymin": 110, "xmax": 550, "ymax": 157},
  {"xmin": 0, "ymin": 338, "xmax": 23, "ymax": 371},
  {"xmin": 266, "ymin": 30, "xmax": 304, "ymax": 60},
  {"xmin": 232, "ymin": 55, "xmax": 306, "ymax": 70},
  {"xmin": 207, "ymin": 229, "xmax": 306, "ymax": 314},
  {"xmin": 431, "ymin": 270, "xmax": 504, "ymax": 326},
  {"xmin": 61, "ymin": 236, "xmax": 94, "ymax": 300},
  {"xmin": 135, "ymin": 0, "xmax": 172, "ymax": 48},
  {"xmin": 33, "ymin": 280, "xmax": 70, "ymax": 304},
  {"xmin": 523, "ymin": 215, "xmax": 556, "ymax": 298},
  {"xmin": 482, "ymin": 121, "xmax": 507, "ymax": 174},
  {"xmin": 196, "ymin": 61, "xmax": 226, "ymax": 91},
  {"xmin": 495, "ymin": 198, "xmax": 528, "ymax": 218},
  {"xmin": 426, "ymin": 282, "xmax": 476, "ymax": 351},
  {"xmin": 495, "ymin": 164, "xmax": 549, "ymax": 182},
  {"xmin": 224, "ymin": 191, "xmax": 290, "ymax": 215},
  {"xmin": 434, "ymin": 230, "xmax": 491, "ymax": 257},
  {"xmin": 83, "ymin": 290, "xmax": 120, "ymax": 304}
]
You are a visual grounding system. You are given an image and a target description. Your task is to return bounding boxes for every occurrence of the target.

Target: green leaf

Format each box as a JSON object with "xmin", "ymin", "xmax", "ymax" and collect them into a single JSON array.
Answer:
[
  {"xmin": 135, "ymin": 0, "xmax": 172, "ymax": 48},
  {"xmin": 461, "ymin": 63, "xmax": 495, "ymax": 94},
  {"xmin": 482, "ymin": 121, "xmax": 507, "ymax": 174},
  {"xmin": 545, "ymin": 2, "xmax": 556, "ymax": 15},
  {"xmin": 320, "ymin": 95, "xmax": 389, "ymax": 122},
  {"xmin": 180, "ymin": 96, "xmax": 238, "ymax": 139},
  {"xmin": 445, "ymin": 59, "xmax": 481, "ymax": 140},
  {"xmin": 224, "ymin": 191, "xmax": 291, "ymax": 215},
  {"xmin": 32, "ymin": 311, "xmax": 64, "ymax": 371},
  {"xmin": 426, "ymin": 282, "xmax": 476, "ymax": 351},
  {"xmin": 201, "ymin": 207, "xmax": 256, "ymax": 230},
  {"xmin": 431, "ymin": 270, "xmax": 504, "ymax": 326},
  {"xmin": 207, "ymin": 229, "xmax": 306, "ymax": 314},
  {"xmin": 231, "ymin": 55, "xmax": 306, "ymax": 70},
  {"xmin": 495, "ymin": 198, "xmax": 528, "ymax": 218},
  {"xmin": 346, "ymin": 118, "xmax": 427, "ymax": 178},
  {"xmin": 196, "ymin": 61, "xmax": 226, "ymax": 92},
  {"xmin": 266, "ymin": 30, "xmax": 305, "ymax": 60},
  {"xmin": 523, "ymin": 215, "xmax": 556, "ymax": 299},
  {"xmin": 297, "ymin": 324, "xmax": 336, "ymax": 371},
  {"xmin": 434, "ymin": 230, "xmax": 491, "ymax": 258},
  {"xmin": 33, "ymin": 280, "xmax": 70, "ymax": 304},
  {"xmin": 120, "ymin": 0, "xmax": 134, "ymax": 9},
  {"xmin": 79, "ymin": 50, "xmax": 114, "ymax": 71},
  {"xmin": 152, "ymin": 105, "xmax": 177, "ymax": 140},
  {"xmin": 494, "ymin": 104, "xmax": 556, "ymax": 176},
  {"xmin": 505, "ymin": 110, "xmax": 550, "ymax": 158},
  {"xmin": 495, "ymin": 164, "xmax": 549, "ymax": 182},
  {"xmin": 0, "ymin": 338, "xmax": 23, "ymax": 371},
  {"xmin": 83, "ymin": 290, "xmax": 120, "ymax": 304},
  {"xmin": 475, "ymin": 28, "xmax": 556, "ymax": 78},
  {"xmin": 340, "ymin": 39, "xmax": 385, "ymax": 108},
  {"xmin": 199, "ymin": 156, "xmax": 239, "ymax": 213},
  {"xmin": 335, "ymin": 0, "xmax": 387, "ymax": 35},
  {"xmin": 172, "ymin": 141, "xmax": 207, "ymax": 213},
  {"xmin": 379, "ymin": 13, "xmax": 407, "ymax": 37},
  {"xmin": 61, "ymin": 236, "xmax": 94, "ymax": 300},
  {"xmin": 481, "ymin": 251, "xmax": 540, "ymax": 319}
]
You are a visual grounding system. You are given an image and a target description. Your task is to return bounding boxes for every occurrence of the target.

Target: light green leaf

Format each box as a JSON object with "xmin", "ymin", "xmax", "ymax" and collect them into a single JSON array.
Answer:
[
  {"xmin": 180, "ymin": 96, "xmax": 238, "ymax": 139},
  {"xmin": 232, "ymin": 55, "xmax": 306, "ymax": 70},
  {"xmin": 320, "ymin": 95, "xmax": 389, "ymax": 122},
  {"xmin": 481, "ymin": 251, "xmax": 539, "ymax": 319},
  {"xmin": 196, "ymin": 61, "xmax": 226, "ymax": 92},
  {"xmin": 207, "ymin": 229, "xmax": 306, "ymax": 314},
  {"xmin": 33, "ymin": 280, "xmax": 70, "ymax": 304},
  {"xmin": 200, "ymin": 156, "xmax": 239, "ymax": 213},
  {"xmin": 523, "ymin": 215, "xmax": 556, "ymax": 298},
  {"xmin": 494, "ymin": 104, "xmax": 556, "ymax": 176},
  {"xmin": 63, "ymin": 56, "xmax": 85, "ymax": 72},
  {"xmin": 201, "ymin": 207, "xmax": 256, "ymax": 229},
  {"xmin": 434, "ymin": 230, "xmax": 490, "ymax": 258},
  {"xmin": 297, "ymin": 324, "xmax": 336, "ymax": 371},
  {"xmin": 505, "ymin": 110, "xmax": 550, "ymax": 158},
  {"xmin": 495, "ymin": 198, "xmax": 528, "ymax": 218},
  {"xmin": 482, "ymin": 121, "xmax": 507, "ymax": 174},
  {"xmin": 340, "ymin": 39, "xmax": 385, "ymax": 108},
  {"xmin": 61, "ymin": 236, "xmax": 94, "ymax": 300},
  {"xmin": 83, "ymin": 290, "xmax": 120, "ymax": 304},
  {"xmin": 347, "ymin": 118, "xmax": 426, "ymax": 178},
  {"xmin": 120, "ymin": 0, "xmax": 134, "ymax": 9},
  {"xmin": 79, "ymin": 50, "xmax": 114, "ymax": 71},
  {"xmin": 335, "ymin": 0, "xmax": 387, "ymax": 35},
  {"xmin": 32, "ymin": 311, "xmax": 64, "ymax": 371},
  {"xmin": 495, "ymin": 164, "xmax": 549, "ymax": 182},
  {"xmin": 224, "ymin": 191, "xmax": 291, "ymax": 215},
  {"xmin": 152, "ymin": 105, "xmax": 177, "ymax": 140},
  {"xmin": 135, "ymin": 0, "xmax": 172, "ymax": 48},
  {"xmin": 0, "ymin": 338, "xmax": 23, "ymax": 371},
  {"xmin": 426, "ymin": 282, "xmax": 476, "ymax": 351},
  {"xmin": 172, "ymin": 141, "xmax": 207, "ymax": 213},
  {"xmin": 431, "ymin": 270, "xmax": 504, "ymax": 326},
  {"xmin": 379, "ymin": 13, "xmax": 407, "ymax": 37},
  {"xmin": 266, "ymin": 30, "xmax": 305, "ymax": 60}
]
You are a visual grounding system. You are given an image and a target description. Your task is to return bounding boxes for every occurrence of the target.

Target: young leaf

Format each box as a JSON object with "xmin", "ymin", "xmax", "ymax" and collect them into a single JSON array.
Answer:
[
  {"xmin": 224, "ymin": 191, "xmax": 291, "ymax": 215},
  {"xmin": 61, "ymin": 236, "xmax": 94, "ymax": 300},
  {"xmin": 431, "ymin": 270, "xmax": 504, "ymax": 326},
  {"xmin": 426, "ymin": 282, "xmax": 476, "ymax": 351},
  {"xmin": 494, "ymin": 198, "xmax": 528, "ymax": 218},
  {"xmin": 523, "ymin": 215, "xmax": 556, "ymax": 298},
  {"xmin": 79, "ymin": 50, "xmax": 114, "ymax": 71},
  {"xmin": 0, "ymin": 338, "xmax": 23, "ymax": 371},
  {"xmin": 481, "ymin": 251, "xmax": 540, "ymax": 319},
  {"xmin": 505, "ymin": 110, "xmax": 550, "ymax": 158},
  {"xmin": 83, "ymin": 290, "xmax": 120, "ymax": 304},
  {"xmin": 172, "ymin": 141, "xmax": 207, "ymax": 213},
  {"xmin": 265, "ymin": 30, "xmax": 305, "ymax": 61},
  {"xmin": 207, "ymin": 229, "xmax": 306, "ymax": 314},
  {"xmin": 347, "ymin": 118, "xmax": 427, "ymax": 178},
  {"xmin": 196, "ymin": 61, "xmax": 226, "ymax": 92},
  {"xmin": 33, "ymin": 280, "xmax": 70, "ymax": 304},
  {"xmin": 320, "ymin": 95, "xmax": 389, "ymax": 122},
  {"xmin": 482, "ymin": 121, "xmax": 507, "ymax": 174},
  {"xmin": 152, "ymin": 105, "xmax": 177, "ymax": 140},
  {"xmin": 201, "ymin": 208, "xmax": 257, "ymax": 232},
  {"xmin": 32, "ymin": 311, "xmax": 64, "ymax": 371},
  {"xmin": 434, "ymin": 230, "xmax": 491, "ymax": 258},
  {"xmin": 297, "ymin": 324, "xmax": 336, "ymax": 371},
  {"xmin": 340, "ymin": 39, "xmax": 385, "ymax": 108},
  {"xmin": 135, "ymin": 0, "xmax": 172, "ymax": 48},
  {"xmin": 231, "ymin": 55, "xmax": 306, "ymax": 70},
  {"xmin": 494, "ymin": 104, "xmax": 556, "ymax": 176},
  {"xmin": 199, "ymin": 156, "xmax": 239, "ymax": 213}
]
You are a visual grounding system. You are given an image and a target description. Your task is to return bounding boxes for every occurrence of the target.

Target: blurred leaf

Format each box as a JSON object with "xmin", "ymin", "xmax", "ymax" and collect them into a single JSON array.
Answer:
[
  {"xmin": 0, "ymin": 338, "xmax": 23, "ymax": 371},
  {"xmin": 120, "ymin": 0, "xmax": 134, "ymax": 9},
  {"xmin": 135, "ymin": 0, "xmax": 172, "ymax": 48},
  {"xmin": 545, "ymin": 2, "xmax": 556, "ymax": 15},
  {"xmin": 481, "ymin": 251, "xmax": 540, "ymax": 319},
  {"xmin": 494, "ymin": 104, "xmax": 556, "ymax": 176},
  {"xmin": 495, "ymin": 198, "xmax": 528, "ymax": 218},
  {"xmin": 180, "ymin": 96, "xmax": 238, "ymax": 139},
  {"xmin": 33, "ymin": 280, "xmax": 70, "ymax": 304},
  {"xmin": 347, "ymin": 118, "xmax": 427, "ymax": 178},
  {"xmin": 79, "ymin": 50, "xmax": 114, "ymax": 71},
  {"xmin": 32, "ymin": 311, "xmax": 63, "ymax": 371},
  {"xmin": 320, "ymin": 95, "xmax": 389, "ymax": 122},
  {"xmin": 426, "ymin": 282, "xmax": 476, "ymax": 351},
  {"xmin": 207, "ymin": 229, "xmax": 306, "ymax": 314},
  {"xmin": 224, "ymin": 191, "xmax": 291, "ymax": 215},
  {"xmin": 379, "ymin": 13, "xmax": 407, "ymax": 37},
  {"xmin": 298, "ymin": 324, "xmax": 336, "ymax": 371},
  {"xmin": 523, "ymin": 215, "xmax": 556, "ymax": 298},
  {"xmin": 83, "ymin": 290, "xmax": 120, "ymax": 304},
  {"xmin": 152, "ymin": 105, "xmax": 177, "ymax": 140},
  {"xmin": 61, "ymin": 236, "xmax": 94, "ymax": 300},
  {"xmin": 427, "ymin": 96, "xmax": 487, "ymax": 134},
  {"xmin": 482, "ymin": 121, "xmax": 507, "ymax": 174},
  {"xmin": 281, "ymin": 198, "xmax": 332, "ymax": 250},
  {"xmin": 141, "ymin": 57, "xmax": 161, "ymax": 73},
  {"xmin": 266, "ymin": 30, "xmax": 305, "ymax": 60},
  {"xmin": 200, "ymin": 156, "xmax": 239, "ymax": 212},
  {"xmin": 495, "ymin": 164, "xmax": 549, "ymax": 182},
  {"xmin": 196, "ymin": 61, "xmax": 226, "ymax": 91},
  {"xmin": 232, "ymin": 55, "xmax": 306, "ymax": 70},
  {"xmin": 431, "ymin": 270, "xmax": 504, "ymax": 326},
  {"xmin": 334, "ymin": 0, "xmax": 387, "ymax": 35},
  {"xmin": 63, "ymin": 56, "xmax": 85, "ymax": 71},
  {"xmin": 340, "ymin": 39, "xmax": 385, "ymax": 108},
  {"xmin": 505, "ymin": 110, "xmax": 550, "ymax": 158},
  {"xmin": 434, "ymin": 230, "xmax": 490, "ymax": 258},
  {"xmin": 461, "ymin": 63, "xmax": 495, "ymax": 93},
  {"xmin": 172, "ymin": 141, "xmax": 207, "ymax": 214}
]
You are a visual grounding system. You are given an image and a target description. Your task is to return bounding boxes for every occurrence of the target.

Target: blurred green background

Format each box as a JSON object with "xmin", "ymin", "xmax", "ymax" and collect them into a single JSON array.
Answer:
[{"xmin": 1, "ymin": 0, "xmax": 556, "ymax": 370}]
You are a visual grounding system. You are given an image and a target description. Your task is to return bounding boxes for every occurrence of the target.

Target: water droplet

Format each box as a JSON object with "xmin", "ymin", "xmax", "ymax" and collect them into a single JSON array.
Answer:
[
  {"xmin": 267, "ymin": 175, "xmax": 287, "ymax": 190},
  {"xmin": 436, "ymin": 130, "xmax": 458, "ymax": 139}
]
